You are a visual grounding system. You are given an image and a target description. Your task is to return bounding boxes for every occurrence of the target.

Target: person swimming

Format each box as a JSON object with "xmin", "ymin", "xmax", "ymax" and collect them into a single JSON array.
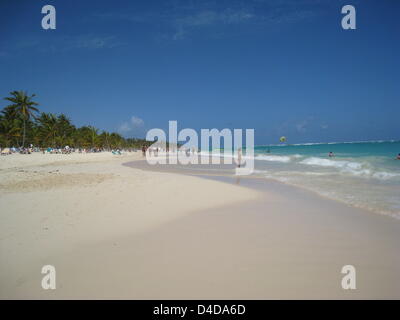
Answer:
[
  {"xmin": 396, "ymin": 153, "xmax": 400, "ymax": 160},
  {"xmin": 328, "ymin": 151, "xmax": 334, "ymax": 157}
]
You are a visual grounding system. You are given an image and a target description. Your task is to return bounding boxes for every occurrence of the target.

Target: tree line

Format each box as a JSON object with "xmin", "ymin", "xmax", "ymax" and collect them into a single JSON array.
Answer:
[{"xmin": 0, "ymin": 91, "xmax": 152, "ymax": 150}]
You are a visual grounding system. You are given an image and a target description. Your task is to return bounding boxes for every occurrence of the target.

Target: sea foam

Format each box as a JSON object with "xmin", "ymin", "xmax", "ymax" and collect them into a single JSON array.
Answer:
[{"xmin": 255, "ymin": 155, "xmax": 292, "ymax": 163}]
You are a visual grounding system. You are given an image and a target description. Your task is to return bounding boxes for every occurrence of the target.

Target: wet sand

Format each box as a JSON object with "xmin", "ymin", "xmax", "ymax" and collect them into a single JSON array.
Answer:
[{"xmin": 115, "ymin": 159, "xmax": 400, "ymax": 299}]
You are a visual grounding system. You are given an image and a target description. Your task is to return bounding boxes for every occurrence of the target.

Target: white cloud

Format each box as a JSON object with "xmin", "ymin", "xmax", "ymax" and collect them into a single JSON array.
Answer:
[
  {"xmin": 118, "ymin": 116, "xmax": 145, "ymax": 135},
  {"xmin": 90, "ymin": 0, "xmax": 324, "ymax": 41},
  {"xmin": 118, "ymin": 122, "xmax": 132, "ymax": 133},
  {"xmin": 131, "ymin": 116, "xmax": 144, "ymax": 128},
  {"xmin": 172, "ymin": 9, "xmax": 255, "ymax": 40},
  {"xmin": 321, "ymin": 124, "xmax": 329, "ymax": 129},
  {"xmin": 11, "ymin": 34, "xmax": 125, "ymax": 55}
]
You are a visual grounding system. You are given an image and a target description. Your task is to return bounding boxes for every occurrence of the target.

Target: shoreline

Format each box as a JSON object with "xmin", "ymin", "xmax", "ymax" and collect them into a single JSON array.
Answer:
[
  {"xmin": 207, "ymin": 172, "xmax": 400, "ymax": 222},
  {"xmin": 124, "ymin": 158, "xmax": 400, "ymax": 221}
]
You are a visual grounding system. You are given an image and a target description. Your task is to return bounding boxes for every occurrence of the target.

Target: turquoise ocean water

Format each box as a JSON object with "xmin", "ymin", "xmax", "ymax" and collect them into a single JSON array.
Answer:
[{"xmin": 241, "ymin": 141, "xmax": 400, "ymax": 218}]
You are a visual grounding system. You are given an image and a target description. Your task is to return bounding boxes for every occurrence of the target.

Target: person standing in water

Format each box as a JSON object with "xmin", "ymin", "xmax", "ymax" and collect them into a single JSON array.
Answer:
[
  {"xmin": 328, "ymin": 151, "xmax": 335, "ymax": 157},
  {"xmin": 396, "ymin": 153, "xmax": 400, "ymax": 160}
]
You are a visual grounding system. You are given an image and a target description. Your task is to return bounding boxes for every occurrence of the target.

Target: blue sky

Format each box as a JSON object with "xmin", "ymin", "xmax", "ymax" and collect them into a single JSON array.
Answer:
[{"xmin": 0, "ymin": 0, "xmax": 399, "ymax": 144}]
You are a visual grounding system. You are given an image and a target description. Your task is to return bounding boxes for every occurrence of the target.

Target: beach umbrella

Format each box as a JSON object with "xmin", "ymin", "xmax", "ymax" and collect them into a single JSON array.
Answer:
[{"xmin": 279, "ymin": 136, "xmax": 287, "ymax": 143}]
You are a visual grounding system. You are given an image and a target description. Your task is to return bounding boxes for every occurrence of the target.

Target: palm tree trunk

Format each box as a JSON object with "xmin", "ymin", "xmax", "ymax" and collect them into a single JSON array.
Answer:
[{"xmin": 22, "ymin": 118, "xmax": 26, "ymax": 148}]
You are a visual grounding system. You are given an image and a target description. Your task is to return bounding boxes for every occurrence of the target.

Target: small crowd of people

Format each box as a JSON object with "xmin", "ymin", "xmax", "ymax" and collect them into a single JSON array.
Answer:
[
  {"xmin": 0, "ymin": 145, "xmax": 133, "ymax": 156},
  {"xmin": 140, "ymin": 145, "xmax": 246, "ymax": 168},
  {"xmin": 141, "ymin": 145, "xmax": 202, "ymax": 157},
  {"xmin": 0, "ymin": 146, "xmax": 37, "ymax": 155},
  {"xmin": 43, "ymin": 146, "xmax": 72, "ymax": 154}
]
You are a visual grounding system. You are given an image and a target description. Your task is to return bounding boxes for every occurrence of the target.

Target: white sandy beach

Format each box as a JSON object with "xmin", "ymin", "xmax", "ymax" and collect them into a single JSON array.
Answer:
[
  {"xmin": 1, "ymin": 152, "xmax": 400, "ymax": 299},
  {"xmin": 0, "ymin": 152, "xmax": 259, "ymax": 298}
]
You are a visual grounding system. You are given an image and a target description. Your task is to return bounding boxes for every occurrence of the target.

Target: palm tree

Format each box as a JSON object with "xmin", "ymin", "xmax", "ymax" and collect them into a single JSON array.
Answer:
[
  {"xmin": 74, "ymin": 126, "xmax": 93, "ymax": 148},
  {"xmin": 37, "ymin": 112, "xmax": 58, "ymax": 147},
  {"xmin": 88, "ymin": 126, "xmax": 99, "ymax": 148},
  {"xmin": 99, "ymin": 131, "xmax": 111, "ymax": 150},
  {"xmin": 0, "ymin": 116, "xmax": 21, "ymax": 147},
  {"xmin": 57, "ymin": 114, "xmax": 75, "ymax": 146},
  {"xmin": 109, "ymin": 132, "xmax": 123, "ymax": 149},
  {"xmin": 4, "ymin": 91, "xmax": 39, "ymax": 147}
]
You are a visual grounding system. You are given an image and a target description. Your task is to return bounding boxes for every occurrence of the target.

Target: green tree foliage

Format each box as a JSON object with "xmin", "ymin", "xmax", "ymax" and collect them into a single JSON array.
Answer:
[
  {"xmin": 4, "ymin": 91, "xmax": 39, "ymax": 147},
  {"xmin": 0, "ymin": 91, "xmax": 152, "ymax": 149}
]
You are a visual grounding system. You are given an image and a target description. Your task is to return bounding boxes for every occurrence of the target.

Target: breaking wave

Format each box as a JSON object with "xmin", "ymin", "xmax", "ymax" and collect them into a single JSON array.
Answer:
[{"xmin": 299, "ymin": 157, "xmax": 399, "ymax": 180}]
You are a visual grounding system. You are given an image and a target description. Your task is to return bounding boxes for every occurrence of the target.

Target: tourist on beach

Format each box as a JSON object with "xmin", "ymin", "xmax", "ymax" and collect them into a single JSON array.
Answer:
[
  {"xmin": 328, "ymin": 151, "xmax": 334, "ymax": 157},
  {"xmin": 396, "ymin": 153, "xmax": 400, "ymax": 160},
  {"xmin": 237, "ymin": 148, "xmax": 242, "ymax": 168}
]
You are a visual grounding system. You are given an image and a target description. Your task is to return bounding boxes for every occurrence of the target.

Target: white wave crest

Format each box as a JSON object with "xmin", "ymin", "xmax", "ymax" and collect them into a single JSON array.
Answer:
[
  {"xmin": 300, "ymin": 157, "xmax": 362, "ymax": 169},
  {"xmin": 300, "ymin": 157, "xmax": 400, "ymax": 180},
  {"xmin": 372, "ymin": 171, "xmax": 400, "ymax": 180},
  {"xmin": 255, "ymin": 155, "xmax": 291, "ymax": 163}
]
